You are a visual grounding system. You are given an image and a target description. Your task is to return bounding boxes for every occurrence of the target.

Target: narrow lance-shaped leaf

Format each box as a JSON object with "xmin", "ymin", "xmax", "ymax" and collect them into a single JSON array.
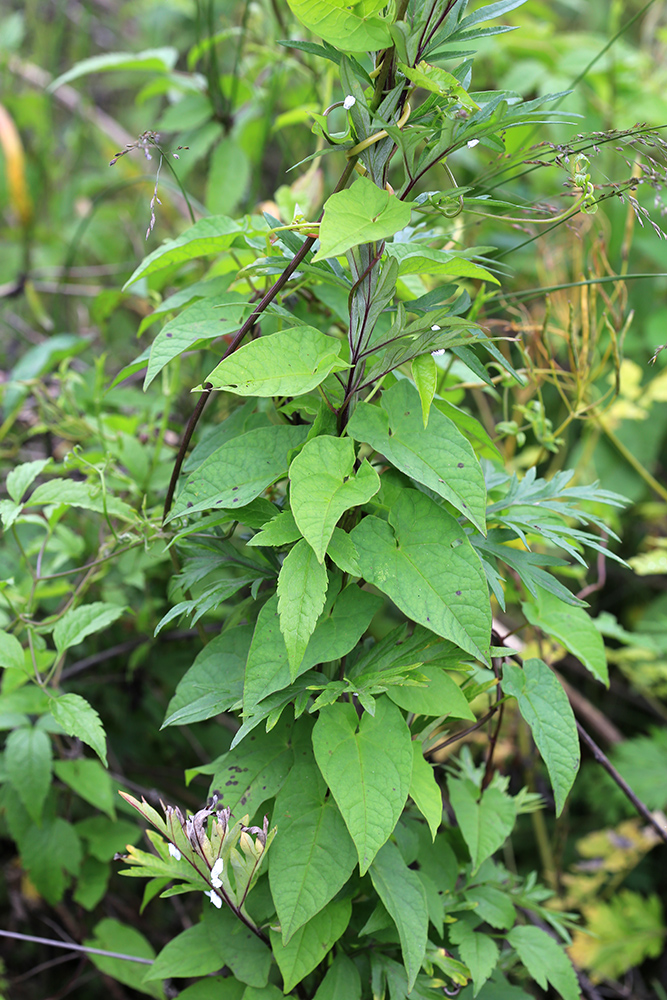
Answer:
[
  {"xmin": 289, "ymin": 435, "xmax": 381, "ymax": 562},
  {"xmin": 369, "ymin": 841, "xmax": 429, "ymax": 992},
  {"xmin": 277, "ymin": 539, "xmax": 329, "ymax": 677},
  {"xmin": 123, "ymin": 216, "xmax": 243, "ymax": 288},
  {"xmin": 522, "ymin": 586, "xmax": 608, "ymax": 685},
  {"xmin": 502, "ymin": 658, "xmax": 580, "ymax": 816},
  {"xmin": 269, "ymin": 751, "xmax": 357, "ymax": 942}
]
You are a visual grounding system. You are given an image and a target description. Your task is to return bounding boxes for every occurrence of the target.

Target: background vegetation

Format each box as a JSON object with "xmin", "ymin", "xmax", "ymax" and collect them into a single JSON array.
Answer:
[{"xmin": 1, "ymin": 1, "xmax": 666, "ymax": 998}]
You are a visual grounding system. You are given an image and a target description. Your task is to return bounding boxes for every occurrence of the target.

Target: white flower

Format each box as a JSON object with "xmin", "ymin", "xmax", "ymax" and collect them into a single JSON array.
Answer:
[
  {"xmin": 432, "ymin": 349, "xmax": 446, "ymax": 357},
  {"xmin": 431, "ymin": 324, "xmax": 441, "ymax": 331},
  {"xmin": 211, "ymin": 857, "xmax": 224, "ymax": 888},
  {"xmin": 343, "ymin": 95, "xmax": 356, "ymax": 110},
  {"xmin": 467, "ymin": 139, "xmax": 479, "ymax": 148},
  {"xmin": 205, "ymin": 890, "xmax": 222, "ymax": 908},
  {"xmin": 168, "ymin": 844, "xmax": 182, "ymax": 861}
]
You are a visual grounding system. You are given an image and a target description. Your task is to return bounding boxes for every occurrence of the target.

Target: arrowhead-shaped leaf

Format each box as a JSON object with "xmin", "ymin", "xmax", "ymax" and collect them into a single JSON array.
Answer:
[
  {"xmin": 285, "ymin": 0, "xmax": 391, "ymax": 55},
  {"xmin": 312, "ymin": 177, "xmax": 411, "ymax": 261},
  {"xmin": 243, "ymin": 586, "xmax": 381, "ymax": 713},
  {"xmin": 448, "ymin": 779, "xmax": 516, "ymax": 873},
  {"xmin": 350, "ymin": 490, "xmax": 491, "ymax": 662},
  {"xmin": 168, "ymin": 424, "xmax": 308, "ymax": 522},
  {"xmin": 290, "ymin": 436, "xmax": 380, "ymax": 562},
  {"xmin": 312, "ymin": 697, "xmax": 413, "ymax": 873},
  {"xmin": 270, "ymin": 899, "xmax": 351, "ymax": 993},
  {"xmin": 348, "ymin": 380, "xmax": 486, "ymax": 532}
]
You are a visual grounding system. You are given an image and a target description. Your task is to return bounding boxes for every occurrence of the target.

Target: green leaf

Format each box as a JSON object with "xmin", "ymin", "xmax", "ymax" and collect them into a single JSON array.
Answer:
[
  {"xmin": 54, "ymin": 759, "xmax": 116, "ymax": 819},
  {"xmin": 522, "ymin": 587, "xmax": 608, "ymax": 685},
  {"xmin": 348, "ymin": 380, "xmax": 486, "ymax": 532},
  {"xmin": 411, "ymin": 355, "xmax": 438, "ymax": 427},
  {"xmin": 278, "ymin": 540, "xmax": 329, "ymax": 676},
  {"xmin": 449, "ymin": 921, "xmax": 499, "ymax": 997},
  {"xmin": 86, "ymin": 919, "xmax": 161, "ymax": 998},
  {"xmin": 204, "ymin": 327, "xmax": 348, "ymax": 397},
  {"xmin": 0, "ymin": 630, "xmax": 25, "ymax": 672},
  {"xmin": 22, "ymin": 818, "xmax": 82, "ymax": 906},
  {"xmin": 145, "ymin": 906, "xmax": 271, "ymax": 987},
  {"xmin": 244, "ymin": 586, "xmax": 381, "ymax": 714},
  {"xmin": 28, "ymin": 479, "xmax": 136, "ymax": 520},
  {"xmin": 448, "ymin": 779, "xmax": 516, "ymax": 874},
  {"xmin": 270, "ymin": 898, "xmax": 351, "ymax": 993},
  {"xmin": 312, "ymin": 697, "xmax": 413, "ymax": 873},
  {"xmin": 350, "ymin": 490, "xmax": 491, "ymax": 662},
  {"xmin": 203, "ymin": 713, "xmax": 295, "ymax": 819},
  {"xmin": 50, "ymin": 694, "xmax": 108, "ymax": 766},
  {"xmin": 144, "ymin": 295, "xmax": 250, "ymax": 389},
  {"xmin": 387, "ymin": 664, "xmax": 475, "ymax": 720},
  {"xmin": 162, "ymin": 626, "xmax": 251, "ymax": 727},
  {"xmin": 313, "ymin": 953, "xmax": 361, "ymax": 1000},
  {"xmin": 178, "ymin": 979, "xmax": 245, "ymax": 999},
  {"xmin": 73, "ymin": 856, "xmax": 111, "ymax": 911},
  {"xmin": 409, "ymin": 743, "xmax": 442, "ymax": 840},
  {"xmin": 53, "ymin": 602, "xmax": 126, "ymax": 656},
  {"xmin": 502, "ymin": 658, "xmax": 579, "ymax": 816},
  {"xmin": 326, "ymin": 528, "xmax": 362, "ymax": 576},
  {"xmin": 507, "ymin": 926, "xmax": 580, "ymax": 1000},
  {"xmin": 285, "ymin": 0, "xmax": 391, "ymax": 53},
  {"xmin": 465, "ymin": 885, "xmax": 516, "ymax": 930},
  {"xmin": 49, "ymin": 47, "xmax": 177, "ymax": 91},
  {"xmin": 5, "ymin": 726, "xmax": 52, "ymax": 824},
  {"xmin": 270, "ymin": 751, "xmax": 357, "ymax": 942},
  {"xmin": 384, "ymin": 243, "xmax": 499, "ymax": 282},
  {"xmin": 169, "ymin": 425, "xmax": 308, "ymax": 522},
  {"xmin": 6, "ymin": 458, "xmax": 50, "ymax": 502},
  {"xmin": 369, "ymin": 841, "xmax": 429, "ymax": 991},
  {"xmin": 207, "ymin": 137, "xmax": 250, "ymax": 216},
  {"xmin": 247, "ymin": 510, "xmax": 302, "ymax": 548},
  {"xmin": 398, "ymin": 61, "xmax": 479, "ymax": 111},
  {"xmin": 123, "ymin": 216, "xmax": 244, "ymax": 288},
  {"xmin": 312, "ymin": 177, "xmax": 412, "ymax": 261},
  {"xmin": 290, "ymin": 436, "xmax": 381, "ymax": 562}
]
